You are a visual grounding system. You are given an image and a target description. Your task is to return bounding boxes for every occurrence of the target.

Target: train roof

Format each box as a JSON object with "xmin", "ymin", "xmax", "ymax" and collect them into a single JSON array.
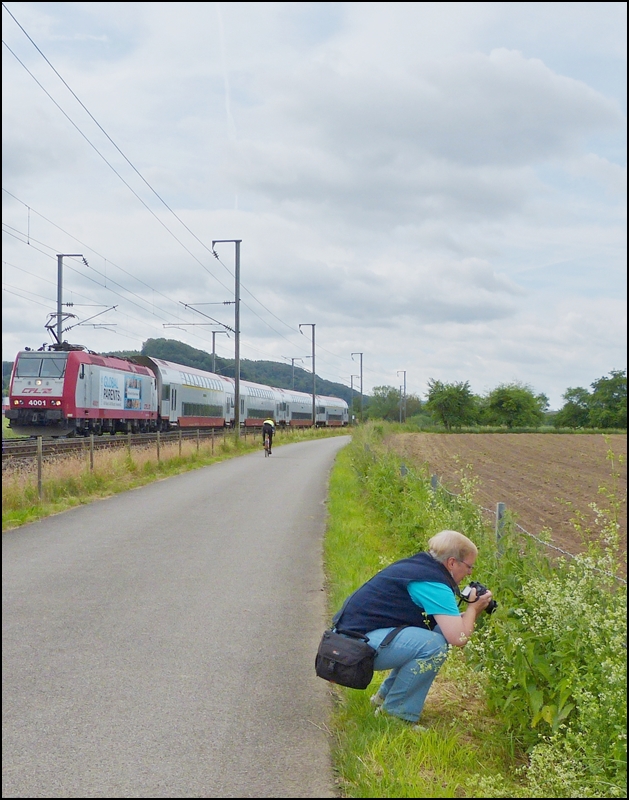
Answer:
[
  {"xmin": 14, "ymin": 349, "xmax": 154, "ymax": 375},
  {"xmin": 131, "ymin": 356, "xmax": 346, "ymax": 405}
]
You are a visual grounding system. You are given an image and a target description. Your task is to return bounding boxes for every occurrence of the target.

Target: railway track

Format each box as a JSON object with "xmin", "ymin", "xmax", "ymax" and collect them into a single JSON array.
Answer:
[{"xmin": 2, "ymin": 427, "xmax": 255, "ymax": 464}]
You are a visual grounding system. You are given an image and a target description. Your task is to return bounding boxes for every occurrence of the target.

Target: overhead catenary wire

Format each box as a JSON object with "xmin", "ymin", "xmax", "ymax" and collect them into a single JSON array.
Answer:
[
  {"xmin": 1, "ymin": 39, "xmax": 232, "ymax": 296},
  {"xmin": 4, "ymin": 209, "xmax": 353, "ymax": 378},
  {"xmin": 4, "ymin": 3, "xmax": 307, "ymax": 344},
  {"xmin": 2, "ymin": 6, "xmax": 368, "ymax": 386}
]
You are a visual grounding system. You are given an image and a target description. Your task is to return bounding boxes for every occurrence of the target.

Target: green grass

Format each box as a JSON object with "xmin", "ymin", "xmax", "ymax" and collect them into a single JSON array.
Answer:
[
  {"xmin": 324, "ymin": 440, "xmax": 528, "ymax": 798},
  {"xmin": 323, "ymin": 423, "xmax": 626, "ymax": 798},
  {"xmin": 2, "ymin": 414, "xmax": 24, "ymax": 439}
]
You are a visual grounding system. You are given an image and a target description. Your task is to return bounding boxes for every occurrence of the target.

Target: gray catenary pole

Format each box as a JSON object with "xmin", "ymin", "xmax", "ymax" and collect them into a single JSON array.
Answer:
[
  {"xmin": 299, "ymin": 324, "xmax": 316, "ymax": 426},
  {"xmin": 212, "ymin": 240, "xmax": 242, "ymax": 435},
  {"xmin": 56, "ymin": 254, "xmax": 83, "ymax": 345},
  {"xmin": 351, "ymin": 352, "xmax": 363, "ymax": 422}
]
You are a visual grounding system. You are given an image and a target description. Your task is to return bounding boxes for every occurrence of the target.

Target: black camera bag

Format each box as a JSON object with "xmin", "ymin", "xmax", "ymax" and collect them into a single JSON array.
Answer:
[{"xmin": 315, "ymin": 626, "xmax": 406, "ymax": 690}]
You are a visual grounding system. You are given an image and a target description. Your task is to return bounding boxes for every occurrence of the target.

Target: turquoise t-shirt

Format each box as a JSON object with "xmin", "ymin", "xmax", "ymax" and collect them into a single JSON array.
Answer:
[{"xmin": 407, "ymin": 581, "xmax": 460, "ymax": 616}]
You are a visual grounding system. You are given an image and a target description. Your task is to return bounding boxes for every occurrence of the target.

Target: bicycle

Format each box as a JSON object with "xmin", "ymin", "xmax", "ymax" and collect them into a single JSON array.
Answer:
[{"xmin": 264, "ymin": 433, "xmax": 271, "ymax": 457}]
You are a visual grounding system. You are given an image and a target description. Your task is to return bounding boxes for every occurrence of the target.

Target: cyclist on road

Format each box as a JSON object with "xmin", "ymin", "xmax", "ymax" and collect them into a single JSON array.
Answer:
[{"xmin": 262, "ymin": 418, "xmax": 275, "ymax": 454}]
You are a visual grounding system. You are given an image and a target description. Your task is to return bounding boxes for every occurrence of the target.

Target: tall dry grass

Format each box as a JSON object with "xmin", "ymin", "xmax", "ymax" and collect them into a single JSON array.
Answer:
[{"xmin": 2, "ymin": 426, "xmax": 349, "ymax": 531}]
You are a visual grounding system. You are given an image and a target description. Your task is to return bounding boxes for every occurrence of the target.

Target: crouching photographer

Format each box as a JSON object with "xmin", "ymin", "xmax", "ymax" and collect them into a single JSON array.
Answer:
[{"xmin": 332, "ymin": 529, "xmax": 495, "ymax": 732}]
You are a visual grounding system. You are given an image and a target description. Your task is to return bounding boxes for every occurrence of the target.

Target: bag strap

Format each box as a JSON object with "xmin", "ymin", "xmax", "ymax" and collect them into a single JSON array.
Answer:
[
  {"xmin": 379, "ymin": 625, "xmax": 408, "ymax": 648},
  {"xmin": 334, "ymin": 625, "xmax": 408, "ymax": 648},
  {"xmin": 332, "ymin": 591, "xmax": 408, "ymax": 648},
  {"xmin": 334, "ymin": 628, "xmax": 371, "ymax": 643}
]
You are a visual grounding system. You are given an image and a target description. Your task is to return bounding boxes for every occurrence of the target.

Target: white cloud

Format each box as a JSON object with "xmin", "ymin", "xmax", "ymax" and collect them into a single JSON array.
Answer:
[{"xmin": 2, "ymin": 2, "xmax": 626, "ymax": 409}]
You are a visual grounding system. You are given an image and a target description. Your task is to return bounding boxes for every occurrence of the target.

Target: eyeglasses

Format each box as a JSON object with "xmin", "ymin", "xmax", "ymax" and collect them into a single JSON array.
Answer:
[{"xmin": 456, "ymin": 558, "xmax": 474, "ymax": 573}]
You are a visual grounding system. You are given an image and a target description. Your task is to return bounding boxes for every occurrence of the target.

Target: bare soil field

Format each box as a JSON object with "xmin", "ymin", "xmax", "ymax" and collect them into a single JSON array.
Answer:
[{"xmin": 388, "ymin": 433, "xmax": 627, "ymax": 574}]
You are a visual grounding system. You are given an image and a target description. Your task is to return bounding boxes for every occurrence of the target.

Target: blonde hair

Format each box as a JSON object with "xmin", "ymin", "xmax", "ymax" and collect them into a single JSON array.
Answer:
[{"xmin": 428, "ymin": 530, "xmax": 477, "ymax": 564}]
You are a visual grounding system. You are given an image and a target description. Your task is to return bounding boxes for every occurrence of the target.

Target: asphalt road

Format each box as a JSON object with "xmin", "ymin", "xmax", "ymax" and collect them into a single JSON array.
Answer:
[{"xmin": 3, "ymin": 435, "xmax": 350, "ymax": 798}]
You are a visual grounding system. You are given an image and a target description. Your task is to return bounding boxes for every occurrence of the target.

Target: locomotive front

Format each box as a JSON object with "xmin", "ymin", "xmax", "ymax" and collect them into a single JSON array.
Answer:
[
  {"xmin": 7, "ymin": 349, "xmax": 159, "ymax": 437},
  {"xmin": 6, "ymin": 350, "xmax": 71, "ymax": 436}
]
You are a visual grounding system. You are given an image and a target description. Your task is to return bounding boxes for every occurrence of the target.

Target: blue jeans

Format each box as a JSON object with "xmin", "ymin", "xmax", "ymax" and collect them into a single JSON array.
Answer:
[{"xmin": 366, "ymin": 626, "xmax": 449, "ymax": 723}]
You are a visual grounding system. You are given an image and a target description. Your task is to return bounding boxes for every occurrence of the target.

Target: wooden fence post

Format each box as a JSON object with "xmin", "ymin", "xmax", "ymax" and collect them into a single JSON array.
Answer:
[
  {"xmin": 90, "ymin": 433, "xmax": 94, "ymax": 472},
  {"xmin": 157, "ymin": 430, "xmax": 161, "ymax": 463},
  {"xmin": 429, "ymin": 474, "xmax": 438, "ymax": 506},
  {"xmin": 496, "ymin": 502, "xmax": 506, "ymax": 552},
  {"xmin": 179, "ymin": 428, "xmax": 182, "ymax": 456},
  {"xmin": 197, "ymin": 429, "xmax": 200, "ymax": 452},
  {"xmin": 37, "ymin": 436, "xmax": 43, "ymax": 499}
]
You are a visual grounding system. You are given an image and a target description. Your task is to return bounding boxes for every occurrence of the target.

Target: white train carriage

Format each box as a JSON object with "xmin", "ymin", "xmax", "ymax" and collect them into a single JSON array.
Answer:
[
  {"xmin": 315, "ymin": 395, "xmax": 350, "ymax": 427},
  {"xmin": 134, "ymin": 357, "xmax": 234, "ymax": 429},
  {"xmin": 278, "ymin": 388, "xmax": 318, "ymax": 427},
  {"xmin": 239, "ymin": 378, "xmax": 276, "ymax": 426}
]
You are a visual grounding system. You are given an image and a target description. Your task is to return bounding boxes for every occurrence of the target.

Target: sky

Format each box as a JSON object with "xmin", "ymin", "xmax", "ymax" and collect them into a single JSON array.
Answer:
[{"xmin": 2, "ymin": 1, "xmax": 626, "ymax": 409}]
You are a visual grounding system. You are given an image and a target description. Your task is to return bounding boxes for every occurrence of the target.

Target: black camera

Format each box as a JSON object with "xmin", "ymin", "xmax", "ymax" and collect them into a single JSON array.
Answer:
[{"xmin": 461, "ymin": 580, "xmax": 498, "ymax": 615}]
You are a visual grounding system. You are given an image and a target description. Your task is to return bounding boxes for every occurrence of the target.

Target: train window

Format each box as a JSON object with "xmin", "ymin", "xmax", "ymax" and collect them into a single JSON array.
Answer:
[
  {"xmin": 40, "ymin": 357, "xmax": 68, "ymax": 378},
  {"xmin": 15, "ymin": 356, "xmax": 43, "ymax": 377},
  {"xmin": 182, "ymin": 402, "xmax": 223, "ymax": 417}
]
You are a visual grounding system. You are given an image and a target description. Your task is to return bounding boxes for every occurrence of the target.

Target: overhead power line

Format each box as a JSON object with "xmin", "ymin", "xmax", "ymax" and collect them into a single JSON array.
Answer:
[{"xmin": 2, "ymin": 5, "xmax": 368, "ymax": 384}]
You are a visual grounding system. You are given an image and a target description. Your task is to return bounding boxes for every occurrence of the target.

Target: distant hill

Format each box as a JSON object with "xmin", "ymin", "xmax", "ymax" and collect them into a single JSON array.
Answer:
[{"xmin": 104, "ymin": 338, "xmax": 356, "ymax": 404}]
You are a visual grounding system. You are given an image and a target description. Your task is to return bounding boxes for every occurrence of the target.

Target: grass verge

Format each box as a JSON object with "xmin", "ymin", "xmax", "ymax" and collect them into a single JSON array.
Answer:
[{"xmin": 323, "ymin": 423, "xmax": 626, "ymax": 798}]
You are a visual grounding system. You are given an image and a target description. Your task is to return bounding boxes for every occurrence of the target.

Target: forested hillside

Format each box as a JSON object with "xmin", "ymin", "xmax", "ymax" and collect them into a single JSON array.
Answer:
[{"xmin": 110, "ymin": 338, "xmax": 355, "ymax": 403}]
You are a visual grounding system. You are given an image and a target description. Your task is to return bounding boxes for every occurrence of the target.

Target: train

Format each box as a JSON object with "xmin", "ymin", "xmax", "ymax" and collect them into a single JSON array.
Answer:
[{"xmin": 6, "ymin": 345, "xmax": 349, "ymax": 438}]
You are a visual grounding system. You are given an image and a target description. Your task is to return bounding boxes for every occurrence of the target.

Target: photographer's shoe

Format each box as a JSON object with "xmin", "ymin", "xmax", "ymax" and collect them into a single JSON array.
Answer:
[
  {"xmin": 375, "ymin": 706, "xmax": 427, "ymax": 732},
  {"xmin": 370, "ymin": 693, "xmax": 384, "ymax": 708},
  {"xmin": 411, "ymin": 723, "xmax": 428, "ymax": 733}
]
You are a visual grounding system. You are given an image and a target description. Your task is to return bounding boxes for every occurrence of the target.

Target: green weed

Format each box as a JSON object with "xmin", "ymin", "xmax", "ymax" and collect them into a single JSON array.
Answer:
[{"xmin": 324, "ymin": 422, "xmax": 627, "ymax": 798}]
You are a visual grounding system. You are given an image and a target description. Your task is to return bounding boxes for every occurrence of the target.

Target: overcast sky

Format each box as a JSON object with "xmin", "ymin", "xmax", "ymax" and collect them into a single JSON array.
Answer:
[{"xmin": 2, "ymin": 2, "xmax": 626, "ymax": 408}]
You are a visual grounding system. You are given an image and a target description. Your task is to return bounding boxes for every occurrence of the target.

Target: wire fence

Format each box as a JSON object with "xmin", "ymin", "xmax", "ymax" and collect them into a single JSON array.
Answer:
[{"xmin": 418, "ymin": 466, "xmax": 627, "ymax": 585}]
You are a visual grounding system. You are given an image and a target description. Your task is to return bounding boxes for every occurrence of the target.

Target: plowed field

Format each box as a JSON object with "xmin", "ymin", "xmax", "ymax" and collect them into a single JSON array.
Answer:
[{"xmin": 388, "ymin": 433, "xmax": 627, "ymax": 575}]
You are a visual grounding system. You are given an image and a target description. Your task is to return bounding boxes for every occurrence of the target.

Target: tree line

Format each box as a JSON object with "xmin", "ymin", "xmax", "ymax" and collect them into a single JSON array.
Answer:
[{"xmin": 362, "ymin": 369, "xmax": 627, "ymax": 430}]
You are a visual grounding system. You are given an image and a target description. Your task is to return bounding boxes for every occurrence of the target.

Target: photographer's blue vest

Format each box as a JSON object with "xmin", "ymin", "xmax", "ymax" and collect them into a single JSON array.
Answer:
[{"xmin": 336, "ymin": 552, "xmax": 459, "ymax": 635}]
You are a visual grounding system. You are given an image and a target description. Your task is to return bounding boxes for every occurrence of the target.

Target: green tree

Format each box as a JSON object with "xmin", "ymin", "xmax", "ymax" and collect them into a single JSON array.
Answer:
[
  {"xmin": 484, "ymin": 382, "xmax": 545, "ymax": 428},
  {"xmin": 366, "ymin": 386, "xmax": 404, "ymax": 421},
  {"xmin": 588, "ymin": 369, "xmax": 627, "ymax": 429},
  {"xmin": 424, "ymin": 379, "xmax": 477, "ymax": 430},
  {"xmin": 404, "ymin": 393, "xmax": 423, "ymax": 419},
  {"xmin": 553, "ymin": 386, "xmax": 591, "ymax": 428}
]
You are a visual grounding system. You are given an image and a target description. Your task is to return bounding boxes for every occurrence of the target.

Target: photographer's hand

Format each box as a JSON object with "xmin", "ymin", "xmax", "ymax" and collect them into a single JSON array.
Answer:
[
  {"xmin": 471, "ymin": 587, "xmax": 494, "ymax": 613},
  {"xmin": 435, "ymin": 586, "xmax": 494, "ymax": 647}
]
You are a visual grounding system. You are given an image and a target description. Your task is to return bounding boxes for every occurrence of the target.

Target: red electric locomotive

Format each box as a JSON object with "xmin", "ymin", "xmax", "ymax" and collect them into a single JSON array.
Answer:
[{"xmin": 6, "ymin": 346, "xmax": 158, "ymax": 437}]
